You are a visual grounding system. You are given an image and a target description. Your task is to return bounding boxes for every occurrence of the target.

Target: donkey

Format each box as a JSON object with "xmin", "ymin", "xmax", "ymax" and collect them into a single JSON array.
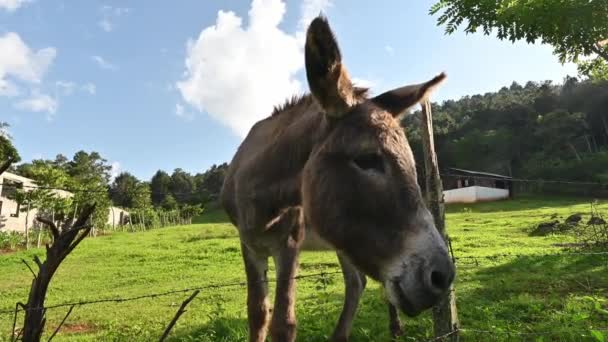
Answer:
[{"xmin": 220, "ymin": 15, "xmax": 455, "ymax": 342}]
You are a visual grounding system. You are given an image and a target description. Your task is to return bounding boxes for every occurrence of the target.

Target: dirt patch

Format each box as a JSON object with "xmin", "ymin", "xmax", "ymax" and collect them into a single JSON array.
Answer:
[
  {"xmin": 551, "ymin": 242, "xmax": 590, "ymax": 248},
  {"xmin": 565, "ymin": 214, "xmax": 582, "ymax": 225},
  {"xmin": 54, "ymin": 322, "xmax": 97, "ymax": 334},
  {"xmin": 530, "ymin": 220, "xmax": 574, "ymax": 236},
  {"xmin": 588, "ymin": 216, "xmax": 606, "ymax": 225},
  {"xmin": 0, "ymin": 247, "xmax": 23, "ymax": 255}
]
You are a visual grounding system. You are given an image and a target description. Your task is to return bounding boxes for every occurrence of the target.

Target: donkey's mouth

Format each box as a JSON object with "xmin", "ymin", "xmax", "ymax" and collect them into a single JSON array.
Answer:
[{"xmin": 390, "ymin": 280, "xmax": 423, "ymax": 317}]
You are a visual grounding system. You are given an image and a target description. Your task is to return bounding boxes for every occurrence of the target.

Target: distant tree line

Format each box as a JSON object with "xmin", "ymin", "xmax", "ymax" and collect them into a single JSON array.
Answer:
[{"xmin": 0, "ymin": 130, "xmax": 227, "ymax": 231}]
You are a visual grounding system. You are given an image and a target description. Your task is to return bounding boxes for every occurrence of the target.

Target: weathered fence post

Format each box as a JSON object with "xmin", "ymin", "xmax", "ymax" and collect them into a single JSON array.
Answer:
[{"xmin": 420, "ymin": 100, "xmax": 459, "ymax": 341}]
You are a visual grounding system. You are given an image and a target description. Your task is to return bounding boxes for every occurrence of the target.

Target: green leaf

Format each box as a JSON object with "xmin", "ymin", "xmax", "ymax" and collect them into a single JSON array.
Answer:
[{"xmin": 591, "ymin": 330, "xmax": 605, "ymax": 342}]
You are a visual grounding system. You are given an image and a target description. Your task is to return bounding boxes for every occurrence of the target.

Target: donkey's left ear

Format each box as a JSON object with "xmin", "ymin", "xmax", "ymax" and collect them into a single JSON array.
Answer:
[{"xmin": 371, "ymin": 73, "xmax": 447, "ymax": 117}]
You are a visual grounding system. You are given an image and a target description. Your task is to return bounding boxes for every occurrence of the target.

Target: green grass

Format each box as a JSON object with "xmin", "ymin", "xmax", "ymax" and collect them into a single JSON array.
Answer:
[{"xmin": 1, "ymin": 196, "xmax": 607, "ymax": 341}]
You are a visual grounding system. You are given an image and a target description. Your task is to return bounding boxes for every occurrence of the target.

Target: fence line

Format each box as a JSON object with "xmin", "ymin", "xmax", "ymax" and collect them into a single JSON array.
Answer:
[
  {"xmin": 2, "ymin": 249, "xmax": 607, "ymax": 316},
  {"xmin": 439, "ymin": 173, "xmax": 606, "ymax": 186},
  {"xmin": 2, "ymin": 171, "xmax": 608, "ymax": 197},
  {"xmin": 0, "ymin": 182, "xmax": 204, "ymax": 199},
  {"xmin": 0, "ymin": 270, "xmax": 344, "ymax": 316},
  {"xmin": 425, "ymin": 327, "xmax": 608, "ymax": 342}
]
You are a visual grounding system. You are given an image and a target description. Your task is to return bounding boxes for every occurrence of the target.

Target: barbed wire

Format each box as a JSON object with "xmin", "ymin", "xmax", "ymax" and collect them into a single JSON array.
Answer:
[
  {"xmin": 424, "ymin": 327, "xmax": 608, "ymax": 341},
  {"xmin": 440, "ymin": 172, "xmax": 607, "ymax": 186},
  {"xmin": 0, "ymin": 270, "xmax": 343, "ymax": 315},
  {"xmin": 2, "ymin": 170, "xmax": 608, "ymax": 198},
  {"xmin": 2, "ymin": 250, "xmax": 606, "ymax": 315}
]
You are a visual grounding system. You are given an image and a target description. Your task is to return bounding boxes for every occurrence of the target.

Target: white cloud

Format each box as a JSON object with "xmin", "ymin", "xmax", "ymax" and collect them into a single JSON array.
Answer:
[
  {"xmin": 385, "ymin": 45, "xmax": 394, "ymax": 55},
  {"xmin": 99, "ymin": 5, "xmax": 130, "ymax": 33},
  {"xmin": 81, "ymin": 82, "xmax": 96, "ymax": 95},
  {"xmin": 0, "ymin": 79, "xmax": 20, "ymax": 96},
  {"xmin": 0, "ymin": 0, "xmax": 31, "ymax": 12},
  {"xmin": 99, "ymin": 19, "xmax": 113, "ymax": 32},
  {"xmin": 176, "ymin": 0, "xmax": 331, "ymax": 138},
  {"xmin": 0, "ymin": 32, "xmax": 56, "ymax": 97},
  {"xmin": 14, "ymin": 90, "xmax": 57, "ymax": 115},
  {"xmin": 110, "ymin": 161, "xmax": 121, "ymax": 180},
  {"xmin": 55, "ymin": 80, "xmax": 76, "ymax": 95},
  {"xmin": 296, "ymin": 0, "xmax": 332, "ymax": 44},
  {"xmin": 91, "ymin": 55, "xmax": 117, "ymax": 70},
  {"xmin": 351, "ymin": 77, "xmax": 376, "ymax": 89},
  {"xmin": 175, "ymin": 103, "xmax": 185, "ymax": 116},
  {"xmin": 175, "ymin": 103, "xmax": 194, "ymax": 121}
]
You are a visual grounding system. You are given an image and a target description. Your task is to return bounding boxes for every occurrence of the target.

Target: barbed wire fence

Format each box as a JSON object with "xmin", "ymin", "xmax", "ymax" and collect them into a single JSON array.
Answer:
[
  {"xmin": 1, "ymin": 173, "xmax": 608, "ymax": 340},
  {"xmin": 2, "ymin": 250, "xmax": 607, "ymax": 340}
]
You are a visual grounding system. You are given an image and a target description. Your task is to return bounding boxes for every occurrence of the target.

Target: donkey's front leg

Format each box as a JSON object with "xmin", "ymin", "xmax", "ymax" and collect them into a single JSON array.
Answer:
[
  {"xmin": 269, "ymin": 208, "xmax": 304, "ymax": 342},
  {"xmin": 330, "ymin": 253, "xmax": 367, "ymax": 342},
  {"xmin": 241, "ymin": 243, "xmax": 270, "ymax": 342},
  {"xmin": 388, "ymin": 304, "xmax": 403, "ymax": 340}
]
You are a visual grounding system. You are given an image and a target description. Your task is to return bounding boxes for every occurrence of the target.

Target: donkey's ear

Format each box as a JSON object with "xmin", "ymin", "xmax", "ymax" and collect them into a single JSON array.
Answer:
[
  {"xmin": 371, "ymin": 73, "xmax": 447, "ymax": 118},
  {"xmin": 305, "ymin": 15, "xmax": 358, "ymax": 118}
]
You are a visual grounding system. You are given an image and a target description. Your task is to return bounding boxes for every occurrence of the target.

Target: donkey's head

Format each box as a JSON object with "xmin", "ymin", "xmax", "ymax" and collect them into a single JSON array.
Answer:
[{"xmin": 301, "ymin": 16, "xmax": 455, "ymax": 317}]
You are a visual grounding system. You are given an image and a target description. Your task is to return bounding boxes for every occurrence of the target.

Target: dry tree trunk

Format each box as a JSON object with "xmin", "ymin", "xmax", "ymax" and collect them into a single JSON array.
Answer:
[{"xmin": 19, "ymin": 205, "xmax": 95, "ymax": 341}]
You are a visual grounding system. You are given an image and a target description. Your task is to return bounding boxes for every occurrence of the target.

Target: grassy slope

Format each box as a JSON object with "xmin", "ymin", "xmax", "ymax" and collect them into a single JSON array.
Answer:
[{"xmin": 0, "ymin": 196, "xmax": 607, "ymax": 341}]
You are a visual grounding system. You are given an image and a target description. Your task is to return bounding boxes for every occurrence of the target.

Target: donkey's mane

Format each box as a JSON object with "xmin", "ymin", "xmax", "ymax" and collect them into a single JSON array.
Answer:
[{"xmin": 271, "ymin": 87, "xmax": 370, "ymax": 117}]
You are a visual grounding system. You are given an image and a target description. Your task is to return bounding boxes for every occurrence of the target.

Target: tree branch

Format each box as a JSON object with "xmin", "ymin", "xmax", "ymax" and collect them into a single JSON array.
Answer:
[
  {"xmin": 159, "ymin": 290, "xmax": 200, "ymax": 341},
  {"xmin": 591, "ymin": 43, "xmax": 608, "ymax": 62},
  {"xmin": 21, "ymin": 259, "xmax": 37, "ymax": 279},
  {"xmin": 0, "ymin": 157, "xmax": 13, "ymax": 175},
  {"xmin": 47, "ymin": 306, "xmax": 74, "ymax": 342},
  {"xmin": 36, "ymin": 217, "xmax": 60, "ymax": 240}
]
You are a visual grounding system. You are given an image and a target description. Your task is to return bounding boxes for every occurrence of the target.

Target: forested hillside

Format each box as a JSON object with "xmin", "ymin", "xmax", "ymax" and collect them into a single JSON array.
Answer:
[{"xmin": 402, "ymin": 77, "xmax": 608, "ymax": 185}]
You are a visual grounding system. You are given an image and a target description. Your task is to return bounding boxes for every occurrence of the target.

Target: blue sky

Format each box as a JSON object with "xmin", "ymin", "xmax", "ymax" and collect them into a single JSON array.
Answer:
[{"xmin": 0, "ymin": 0, "xmax": 578, "ymax": 181}]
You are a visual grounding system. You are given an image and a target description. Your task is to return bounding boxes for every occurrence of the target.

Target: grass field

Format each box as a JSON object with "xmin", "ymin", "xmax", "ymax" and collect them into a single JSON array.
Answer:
[{"xmin": 1, "ymin": 196, "xmax": 607, "ymax": 341}]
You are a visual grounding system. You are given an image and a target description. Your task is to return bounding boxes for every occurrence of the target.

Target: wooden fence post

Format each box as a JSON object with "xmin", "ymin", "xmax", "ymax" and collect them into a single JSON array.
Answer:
[{"xmin": 420, "ymin": 100, "xmax": 459, "ymax": 341}]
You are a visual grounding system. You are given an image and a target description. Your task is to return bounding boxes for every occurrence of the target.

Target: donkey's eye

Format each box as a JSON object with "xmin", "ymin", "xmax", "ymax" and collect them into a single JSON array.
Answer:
[{"xmin": 353, "ymin": 153, "xmax": 385, "ymax": 173}]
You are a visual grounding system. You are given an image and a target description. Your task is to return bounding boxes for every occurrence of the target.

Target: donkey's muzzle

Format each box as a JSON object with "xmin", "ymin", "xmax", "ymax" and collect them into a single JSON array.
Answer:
[{"xmin": 389, "ymin": 252, "xmax": 455, "ymax": 317}]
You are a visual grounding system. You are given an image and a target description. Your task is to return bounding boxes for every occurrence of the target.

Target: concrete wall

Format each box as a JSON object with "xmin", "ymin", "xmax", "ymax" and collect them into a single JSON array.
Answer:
[
  {"xmin": 0, "ymin": 172, "xmax": 41, "ymax": 233},
  {"xmin": 107, "ymin": 206, "xmax": 129, "ymax": 229},
  {"xmin": 443, "ymin": 186, "xmax": 509, "ymax": 204}
]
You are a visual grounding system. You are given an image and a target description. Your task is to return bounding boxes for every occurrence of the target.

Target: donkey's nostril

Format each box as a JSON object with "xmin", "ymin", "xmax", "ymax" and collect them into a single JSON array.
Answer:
[{"xmin": 430, "ymin": 270, "xmax": 449, "ymax": 291}]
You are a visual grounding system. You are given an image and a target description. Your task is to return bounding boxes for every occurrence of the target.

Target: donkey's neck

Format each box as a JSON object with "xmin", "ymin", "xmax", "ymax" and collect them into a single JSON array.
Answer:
[{"xmin": 259, "ymin": 96, "xmax": 328, "ymax": 207}]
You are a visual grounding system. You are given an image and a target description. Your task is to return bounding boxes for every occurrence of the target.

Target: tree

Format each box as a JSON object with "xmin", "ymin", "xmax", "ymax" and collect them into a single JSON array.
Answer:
[
  {"xmin": 0, "ymin": 123, "xmax": 21, "ymax": 163},
  {"xmin": 11, "ymin": 160, "xmax": 73, "ymax": 248},
  {"xmin": 169, "ymin": 168, "xmax": 195, "ymax": 204},
  {"xmin": 161, "ymin": 194, "xmax": 178, "ymax": 210},
  {"xmin": 430, "ymin": 0, "xmax": 608, "ymax": 80},
  {"xmin": 194, "ymin": 163, "xmax": 228, "ymax": 204},
  {"xmin": 65, "ymin": 151, "xmax": 112, "ymax": 230},
  {"xmin": 110, "ymin": 172, "xmax": 140, "ymax": 208},
  {"xmin": 131, "ymin": 182, "xmax": 152, "ymax": 209},
  {"xmin": 150, "ymin": 170, "xmax": 171, "ymax": 206},
  {"xmin": 536, "ymin": 110, "xmax": 589, "ymax": 161}
]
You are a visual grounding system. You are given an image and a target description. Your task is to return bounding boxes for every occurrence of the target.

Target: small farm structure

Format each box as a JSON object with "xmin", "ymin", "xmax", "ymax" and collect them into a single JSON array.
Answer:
[
  {"xmin": 0, "ymin": 171, "xmax": 127, "ymax": 233},
  {"xmin": 442, "ymin": 167, "xmax": 513, "ymax": 204}
]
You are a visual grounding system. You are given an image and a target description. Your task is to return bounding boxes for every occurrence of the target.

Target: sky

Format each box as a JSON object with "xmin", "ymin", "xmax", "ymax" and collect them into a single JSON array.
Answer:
[{"xmin": 0, "ymin": 0, "xmax": 579, "ymax": 181}]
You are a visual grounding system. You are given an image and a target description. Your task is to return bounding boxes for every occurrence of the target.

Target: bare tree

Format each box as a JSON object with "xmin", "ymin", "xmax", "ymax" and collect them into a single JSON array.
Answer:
[{"xmin": 18, "ymin": 204, "xmax": 96, "ymax": 341}]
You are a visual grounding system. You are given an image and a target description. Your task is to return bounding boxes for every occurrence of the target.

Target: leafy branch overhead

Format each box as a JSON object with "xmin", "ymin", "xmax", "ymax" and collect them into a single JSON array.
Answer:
[{"xmin": 430, "ymin": 0, "xmax": 608, "ymax": 80}]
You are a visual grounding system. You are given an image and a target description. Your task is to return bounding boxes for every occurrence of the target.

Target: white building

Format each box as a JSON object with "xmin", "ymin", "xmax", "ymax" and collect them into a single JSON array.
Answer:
[
  {"xmin": 442, "ymin": 168, "xmax": 513, "ymax": 204},
  {"xmin": 0, "ymin": 171, "xmax": 127, "ymax": 233}
]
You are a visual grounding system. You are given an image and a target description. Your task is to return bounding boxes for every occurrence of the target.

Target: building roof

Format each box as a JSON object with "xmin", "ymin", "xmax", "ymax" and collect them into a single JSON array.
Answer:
[{"xmin": 447, "ymin": 167, "xmax": 512, "ymax": 180}]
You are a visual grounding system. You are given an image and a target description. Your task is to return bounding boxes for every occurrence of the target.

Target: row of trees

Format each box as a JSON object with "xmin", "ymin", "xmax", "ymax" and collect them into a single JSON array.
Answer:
[
  {"xmin": 110, "ymin": 163, "xmax": 227, "ymax": 210},
  {"xmin": 1, "ymin": 127, "xmax": 226, "ymax": 237}
]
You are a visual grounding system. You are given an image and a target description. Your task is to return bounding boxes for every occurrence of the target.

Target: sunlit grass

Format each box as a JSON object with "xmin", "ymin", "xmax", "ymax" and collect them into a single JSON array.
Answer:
[{"xmin": 0, "ymin": 196, "xmax": 607, "ymax": 341}]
